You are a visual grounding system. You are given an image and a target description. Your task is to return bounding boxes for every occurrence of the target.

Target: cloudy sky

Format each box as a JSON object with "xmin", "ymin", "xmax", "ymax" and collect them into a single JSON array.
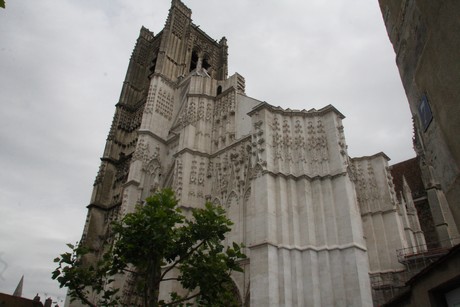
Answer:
[{"xmin": 0, "ymin": 0, "xmax": 414, "ymax": 304}]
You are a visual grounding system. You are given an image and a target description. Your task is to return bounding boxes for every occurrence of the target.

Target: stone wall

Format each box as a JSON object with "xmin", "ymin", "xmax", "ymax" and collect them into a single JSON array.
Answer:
[{"xmin": 379, "ymin": 0, "xmax": 460, "ymax": 231}]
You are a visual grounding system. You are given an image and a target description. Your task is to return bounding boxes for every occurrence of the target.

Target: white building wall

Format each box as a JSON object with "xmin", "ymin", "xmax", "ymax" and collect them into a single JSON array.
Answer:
[
  {"xmin": 244, "ymin": 105, "xmax": 373, "ymax": 306},
  {"xmin": 77, "ymin": 69, "xmax": 426, "ymax": 306}
]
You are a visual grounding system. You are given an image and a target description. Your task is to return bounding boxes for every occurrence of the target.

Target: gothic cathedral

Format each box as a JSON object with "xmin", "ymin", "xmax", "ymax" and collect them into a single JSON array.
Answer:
[{"xmin": 76, "ymin": 1, "xmax": 427, "ymax": 306}]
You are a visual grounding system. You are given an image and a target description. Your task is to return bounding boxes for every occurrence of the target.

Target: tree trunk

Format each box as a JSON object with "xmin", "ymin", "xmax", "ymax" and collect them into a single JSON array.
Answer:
[{"xmin": 146, "ymin": 259, "xmax": 162, "ymax": 307}]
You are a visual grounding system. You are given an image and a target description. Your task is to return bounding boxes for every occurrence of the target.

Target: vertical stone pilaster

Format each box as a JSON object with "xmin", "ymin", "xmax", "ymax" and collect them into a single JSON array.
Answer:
[{"xmin": 426, "ymin": 187, "xmax": 460, "ymax": 247}]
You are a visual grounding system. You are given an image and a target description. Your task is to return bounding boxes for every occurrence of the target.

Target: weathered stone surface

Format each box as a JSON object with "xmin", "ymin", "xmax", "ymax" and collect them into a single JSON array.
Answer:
[
  {"xmin": 71, "ymin": 1, "xmax": 431, "ymax": 306},
  {"xmin": 379, "ymin": 0, "xmax": 460, "ymax": 231}
]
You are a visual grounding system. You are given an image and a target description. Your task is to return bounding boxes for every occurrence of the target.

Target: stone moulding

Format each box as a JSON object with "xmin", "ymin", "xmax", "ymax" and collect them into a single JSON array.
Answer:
[
  {"xmin": 360, "ymin": 208, "xmax": 399, "ymax": 217},
  {"xmin": 137, "ymin": 129, "xmax": 168, "ymax": 144},
  {"xmin": 248, "ymin": 241, "xmax": 368, "ymax": 253},
  {"xmin": 86, "ymin": 202, "xmax": 122, "ymax": 211},
  {"xmin": 248, "ymin": 102, "xmax": 346, "ymax": 119},
  {"xmin": 368, "ymin": 268, "xmax": 406, "ymax": 275},
  {"xmin": 122, "ymin": 180, "xmax": 141, "ymax": 188},
  {"xmin": 264, "ymin": 169, "xmax": 348, "ymax": 182}
]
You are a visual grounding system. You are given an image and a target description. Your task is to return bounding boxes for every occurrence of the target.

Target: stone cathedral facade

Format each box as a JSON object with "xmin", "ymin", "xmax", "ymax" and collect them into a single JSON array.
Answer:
[{"xmin": 76, "ymin": 1, "xmax": 428, "ymax": 306}]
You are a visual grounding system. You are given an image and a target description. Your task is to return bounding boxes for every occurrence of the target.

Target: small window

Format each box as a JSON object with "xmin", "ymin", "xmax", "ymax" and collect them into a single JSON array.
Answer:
[
  {"xmin": 190, "ymin": 51, "xmax": 199, "ymax": 72},
  {"xmin": 217, "ymin": 86, "xmax": 222, "ymax": 96},
  {"xmin": 149, "ymin": 57, "xmax": 157, "ymax": 76},
  {"xmin": 202, "ymin": 58, "xmax": 211, "ymax": 71},
  {"xmin": 418, "ymin": 94, "xmax": 433, "ymax": 132}
]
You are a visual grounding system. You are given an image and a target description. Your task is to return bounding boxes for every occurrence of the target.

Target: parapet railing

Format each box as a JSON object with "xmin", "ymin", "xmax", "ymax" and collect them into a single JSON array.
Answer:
[{"xmin": 396, "ymin": 237, "xmax": 459, "ymax": 264}]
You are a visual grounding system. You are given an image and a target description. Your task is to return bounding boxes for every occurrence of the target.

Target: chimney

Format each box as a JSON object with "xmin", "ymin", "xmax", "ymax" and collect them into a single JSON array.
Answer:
[{"xmin": 44, "ymin": 297, "xmax": 52, "ymax": 307}]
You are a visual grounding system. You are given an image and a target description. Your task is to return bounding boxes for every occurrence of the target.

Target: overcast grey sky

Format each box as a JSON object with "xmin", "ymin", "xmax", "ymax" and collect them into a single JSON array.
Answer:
[{"xmin": 0, "ymin": 0, "xmax": 413, "ymax": 303}]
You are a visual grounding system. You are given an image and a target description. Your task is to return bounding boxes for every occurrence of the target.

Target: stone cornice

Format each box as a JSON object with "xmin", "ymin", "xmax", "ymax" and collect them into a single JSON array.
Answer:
[
  {"xmin": 138, "ymin": 129, "xmax": 167, "ymax": 144},
  {"xmin": 249, "ymin": 241, "xmax": 367, "ymax": 253},
  {"xmin": 211, "ymin": 135, "xmax": 251, "ymax": 157},
  {"xmin": 351, "ymin": 151, "xmax": 391, "ymax": 162},
  {"xmin": 100, "ymin": 156, "xmax": 118, "ymax": 164},
  {"xmin": 123, "ymin": 180, "xmax": 140, "ymax": 188},
  {"xmin": 174, "ymin": 148, "xmax": 211, "ymax": 158},
  {"xmin": 166, "ymin": 133, "xmax": 179, "ymax": 145},
  {"xmin": 360, "ymin": 207, "xmax": 398, "ymax": 217},
  {"xmin": 135, "ymin": 130, "xmax": 178, "ymax": 146},
  {"xmin": 173, "ymin": 135, "xmax": 252, "ymax": 159},
  {"xmin": 190, "ymin": 23, "xmax": 222, "ymax": 48},
  {"xmin": 368, "ymin": 269, "xmax": 406, "ymax": 275},
  {"xmin": 87, "ymin": 202, "xmax": 121, "ymax": 211},
  {"xmin": 248, "ymin": 102, "xmax": 346, "ymax": 119},
  {"xmin": 187, "ymin": 93, "xmax": 216, "ymax": 100},
  {"xmin": 149, "ymin": 73, "xmax": 179, "ymax": 88},
  {"xmin": 264, "ymin": 169, "xmax": 348, "ymax": 182},
  {"xmin": 215, "ymin": 86, "xmax": 236, "ymax": 99},
  {"xmin": 186, "ymin": 86, "xmax": 236, "ymax": 100},
  {"xmin": 100, "ymin": 154, "xmax": 132, "ymax": 165}
]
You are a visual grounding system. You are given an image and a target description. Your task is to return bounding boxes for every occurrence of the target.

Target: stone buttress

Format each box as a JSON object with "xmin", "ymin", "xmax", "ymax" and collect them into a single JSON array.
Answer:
[{"xmin": 73, "ymin": 1, "xmax": 427, "ymax": 306}]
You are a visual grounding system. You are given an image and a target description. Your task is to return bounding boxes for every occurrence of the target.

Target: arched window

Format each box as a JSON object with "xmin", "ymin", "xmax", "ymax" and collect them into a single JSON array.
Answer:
[
  {"xmin": 190, "ymin": 51, "xmax": 199, "ymax": 72},
  {"xmin": 202, "ymin": 56, "xmax": 211, "ymax": 71},
  {"xmin": 217, "ymin": 85, "xmax": 222, "ymax": 96}
]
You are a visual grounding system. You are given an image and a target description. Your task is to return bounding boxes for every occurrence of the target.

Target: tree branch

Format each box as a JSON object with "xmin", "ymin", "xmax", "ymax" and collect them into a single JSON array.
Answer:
[
  {"xmin": 161, "ymin": 277, "xmax": 182, "ymax": 282},
  {"xmin": 161, "ymin": 292, "xmax": 201, "ymax": 307},
  {"xmin": 121, "ymin": 267, "xmax": 142, "ymax": 275},
  {"xmin": 73, "ymin": 288, "xmax": 97, "ymax": 307},
  {"xmin": 157, "ymin": 239, "xmax": 206, "ymax": 285}
]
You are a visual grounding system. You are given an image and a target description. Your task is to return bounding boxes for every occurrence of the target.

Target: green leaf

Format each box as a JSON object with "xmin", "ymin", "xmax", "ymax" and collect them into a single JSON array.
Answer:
[{"xmin": 52, "ymin": 189, "xmax": 246, "ymax": 307}]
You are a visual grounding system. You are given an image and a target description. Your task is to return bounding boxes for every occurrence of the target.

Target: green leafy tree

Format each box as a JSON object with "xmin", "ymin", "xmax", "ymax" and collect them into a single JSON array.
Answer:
[
  {"xmin": 53, "ymin": 189, "xmax": 246, "ymax": 307},
  {"xmin": 0, "ymin": 0, "xmax": 5, "ymax": 9}
]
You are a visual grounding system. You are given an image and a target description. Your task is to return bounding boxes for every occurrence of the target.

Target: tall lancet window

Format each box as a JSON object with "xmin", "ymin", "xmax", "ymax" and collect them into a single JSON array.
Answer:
[{"xmin": 190, "ymin": 50, "xmax": 199, "ymax": 72}]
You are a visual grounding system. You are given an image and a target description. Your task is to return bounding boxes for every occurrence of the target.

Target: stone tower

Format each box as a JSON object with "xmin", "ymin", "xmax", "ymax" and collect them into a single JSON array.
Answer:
[
  {"xmin": 75, "ymin": 1, "xmax": 427, "ymax": 306},
  {"xmin": 378, "ymin": 0, "xmax": 460, "ymax": 247}
]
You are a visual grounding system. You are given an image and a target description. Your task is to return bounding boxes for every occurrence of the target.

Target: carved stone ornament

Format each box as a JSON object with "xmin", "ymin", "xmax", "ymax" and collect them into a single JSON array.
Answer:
[
  {"xmin": 133, "ymin": 138, "xmax": 161, "ymax": 173},
  {"xmin": 144, "ymin": 85, "xmax": 157, "ymax": 114},
  {"xmin": 173, "ymin": 158, "xmax": 183, "ymax": 199},
  {"xmin": 251, "ymin": 119, "xmax": 266, "ymax": 167}
]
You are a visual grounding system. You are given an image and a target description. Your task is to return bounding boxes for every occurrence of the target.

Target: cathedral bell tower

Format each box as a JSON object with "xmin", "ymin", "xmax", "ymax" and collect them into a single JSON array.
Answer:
[
  {"xmin": 151, "ymin": 0, "xmax": 228, "ymax": 82},
  {"xmin": 73, "ymin": 1, "xmax": 428, "ymax": 306}
]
